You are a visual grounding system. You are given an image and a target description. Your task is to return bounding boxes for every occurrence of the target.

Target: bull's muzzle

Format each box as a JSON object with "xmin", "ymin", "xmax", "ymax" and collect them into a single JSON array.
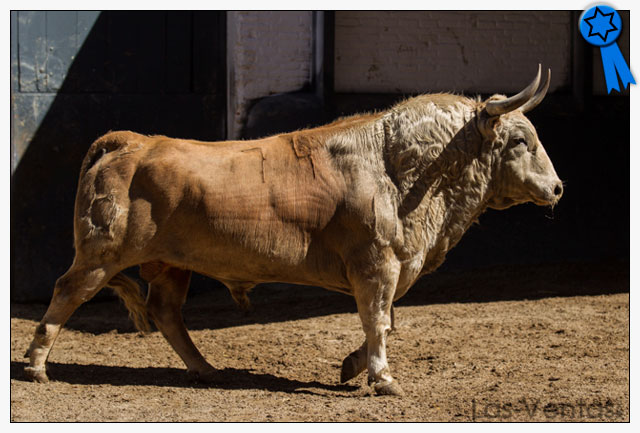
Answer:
[
  {"xmin": 553, "ymin": 182, "xmax": 564, "ymax": 200},
  {"xmin": 535, "ymin": 180, "xmax": 563, "ymax": 206}
]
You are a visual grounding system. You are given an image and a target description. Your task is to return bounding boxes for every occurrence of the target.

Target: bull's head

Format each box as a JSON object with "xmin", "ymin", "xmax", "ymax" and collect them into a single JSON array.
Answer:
[{"xmin": 481, "ymin": 65, "xmax": 563, "ymax": 210}]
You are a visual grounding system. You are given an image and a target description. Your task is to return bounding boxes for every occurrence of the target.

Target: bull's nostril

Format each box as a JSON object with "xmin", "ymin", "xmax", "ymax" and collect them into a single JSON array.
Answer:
[{"xmin": 554, "ymin": 183, "xmax": 563, "ymax": 197}]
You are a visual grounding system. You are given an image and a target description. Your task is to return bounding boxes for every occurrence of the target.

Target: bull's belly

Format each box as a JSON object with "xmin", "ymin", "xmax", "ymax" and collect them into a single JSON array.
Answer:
[
  {"xmin": 137, "ymin": 213, "xmax": 352, "ymax": 292},
  {"xmin": 171, "ymin": 248, "xmax": 351, "ymax": 295}
]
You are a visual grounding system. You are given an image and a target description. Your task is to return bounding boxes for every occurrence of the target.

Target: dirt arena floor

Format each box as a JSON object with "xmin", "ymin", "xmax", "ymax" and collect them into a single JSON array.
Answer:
[{"xmin": 11, "ymin": 262, "xmax": 629, "ymax": 422}]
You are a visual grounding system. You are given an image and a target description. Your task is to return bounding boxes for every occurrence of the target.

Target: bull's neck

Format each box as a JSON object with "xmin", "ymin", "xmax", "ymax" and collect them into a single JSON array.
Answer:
[
  {"xmin": 395, "ymin": 117, "xmax": 495, "ymax": 269},
  {"xmin": 433, "ymin": 153, "xmax": 492, "ymax": 246}
]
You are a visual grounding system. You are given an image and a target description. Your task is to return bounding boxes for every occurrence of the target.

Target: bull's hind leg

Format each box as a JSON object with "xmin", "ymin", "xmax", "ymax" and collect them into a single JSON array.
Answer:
[
  {"xmin": 25, "ymin": 264, "xmax": 115, "ymax": 382},
  {"xmin": 141, "ymin": 263, "xmax": 216, "ymax": 382}
]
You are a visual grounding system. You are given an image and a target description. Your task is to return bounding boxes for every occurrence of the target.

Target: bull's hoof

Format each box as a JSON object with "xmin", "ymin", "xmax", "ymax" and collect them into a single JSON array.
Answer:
[
  {"xmin": 24, "ymin": 366, "xmax": 49, "ymax": 383},
  {"xmin": 340, "ymin": 356, "xmax": 360, "ymax": 383},
  {"xmin": 187, "ymin": 368, "xmax": 219, "ymax": 384},
  {"xmin": 373, "ymin": 380, "xmax": 404, "ymax": 396}
]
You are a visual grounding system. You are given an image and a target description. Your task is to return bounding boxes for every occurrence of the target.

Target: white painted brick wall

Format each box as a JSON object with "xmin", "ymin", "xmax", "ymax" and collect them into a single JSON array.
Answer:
[
  {"xmin": 227, "ymin": 11, "xmax": 313, "ymax": 138},
  {"xmin": 335, "ymin": 11, "xmax": 572, "ymax": 94}
]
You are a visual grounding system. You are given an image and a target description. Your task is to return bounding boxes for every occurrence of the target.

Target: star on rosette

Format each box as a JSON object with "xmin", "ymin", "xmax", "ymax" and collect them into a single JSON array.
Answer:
[{"xmin": 583, "ymin": 6, "xmax": 618, "ymax": 43}]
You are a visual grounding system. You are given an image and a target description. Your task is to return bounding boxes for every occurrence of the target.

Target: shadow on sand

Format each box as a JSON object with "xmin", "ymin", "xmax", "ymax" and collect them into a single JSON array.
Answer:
[{"xmin": 10, "ymin": 361, "xmax": 359, "ymax": 395}]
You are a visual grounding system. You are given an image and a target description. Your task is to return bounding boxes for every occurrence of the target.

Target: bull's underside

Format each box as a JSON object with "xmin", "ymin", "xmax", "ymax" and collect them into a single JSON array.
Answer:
[{"xmin": 24, "ymin": 66, "xmax": 562, "ymax": 396}]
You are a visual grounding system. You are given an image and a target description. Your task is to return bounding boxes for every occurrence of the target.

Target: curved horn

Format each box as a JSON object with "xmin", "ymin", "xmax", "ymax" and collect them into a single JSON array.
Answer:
[
  {"xmin": 520, "ymin": 68, "xmax": 551, "ymax": 113},
  {"xmin": 485, "ymin": 64, "xmax": 541, "ymax": 117}
]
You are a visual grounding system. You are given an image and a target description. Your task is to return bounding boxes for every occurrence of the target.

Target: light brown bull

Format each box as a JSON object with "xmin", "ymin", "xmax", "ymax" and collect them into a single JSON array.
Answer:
[{"xmin": 25, "ymin": 66, "xmax": 562, "ymax": 395}]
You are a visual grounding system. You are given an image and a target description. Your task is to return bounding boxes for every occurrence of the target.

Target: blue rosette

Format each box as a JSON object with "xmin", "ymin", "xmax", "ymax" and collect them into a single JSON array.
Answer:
[{"xmin": 579, "ymin": 5, "xmax": 635, "ymax": 93}]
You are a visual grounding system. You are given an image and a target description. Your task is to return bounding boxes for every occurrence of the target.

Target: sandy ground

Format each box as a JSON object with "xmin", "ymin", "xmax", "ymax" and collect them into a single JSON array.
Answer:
[{"xmin": 11, "ymin": 262, "xmax": 629, "ymax": 422}]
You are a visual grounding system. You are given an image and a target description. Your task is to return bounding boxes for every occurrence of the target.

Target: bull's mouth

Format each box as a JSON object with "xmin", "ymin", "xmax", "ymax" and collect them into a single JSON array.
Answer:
[
  {"xmin": 490, "ymin": 194, "xmax": 558, "ymax": 210},
  {"xmin": 488, "ymin": 181, "xmax": 563, "ymax": 210},
  {"xmin": 533, "ymin": 197, "xmax": 557, "ymax": 207},
  {"xmin": 487, "ymin": 197, "xmax": 518, "ymax": 210},
  {"xmin": 532, "ymin": 189, "xmax": 562, "ymax": 207},
  {"xmin": 530, "ymin": 193, "xmax": 548, "ymax": 205}
]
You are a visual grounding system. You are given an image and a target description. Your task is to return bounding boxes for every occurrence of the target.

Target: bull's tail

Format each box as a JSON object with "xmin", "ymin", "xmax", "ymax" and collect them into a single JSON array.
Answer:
[{"xmin": 106, "ymin": 273, "xmax": 151, "ymax": 333}]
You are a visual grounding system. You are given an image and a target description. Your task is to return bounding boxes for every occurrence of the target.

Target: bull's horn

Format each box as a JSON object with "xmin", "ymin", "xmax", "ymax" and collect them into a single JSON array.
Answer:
[
  {"xmin": 485, "ymin": 64, "xmax": 541, "ymax": 116},
  {"xmin": 520, "ymin": 68, "xmax": 551, "ymax": 113}
]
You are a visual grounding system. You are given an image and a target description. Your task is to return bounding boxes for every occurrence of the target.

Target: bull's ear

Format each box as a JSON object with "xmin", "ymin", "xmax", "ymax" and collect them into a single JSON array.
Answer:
[
  {"xmin": 483, "ymin": 65, "xmax": 541, "ymax": 117},
  {"xmin": 476, "ymin": 104, "xmax": 502, "ymax": 140}
]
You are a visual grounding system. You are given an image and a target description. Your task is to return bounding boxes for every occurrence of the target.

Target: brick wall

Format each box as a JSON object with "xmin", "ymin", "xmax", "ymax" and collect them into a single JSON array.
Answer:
[
  {"xmin": 227, "ymin": 11, "xmax": 313, "ymax": 138},
  {"xmin": 335, "ymin": 11, "xmax": 572, "ymax": 94}
]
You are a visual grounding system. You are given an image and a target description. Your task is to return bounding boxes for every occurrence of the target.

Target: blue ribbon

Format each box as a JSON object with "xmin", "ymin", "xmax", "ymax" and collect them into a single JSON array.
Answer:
[
  {"xmin": 600, "ymin": 43, "xmax": 636, "ymax": 93},
  {"xmin": 580, "ymin": 5, "xmax": 635, "ymax": 94}
]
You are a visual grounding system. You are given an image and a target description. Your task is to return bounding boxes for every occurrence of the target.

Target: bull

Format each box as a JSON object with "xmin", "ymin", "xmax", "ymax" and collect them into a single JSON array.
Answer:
[{"xmin": 25, "ymin": 65, "xmax": 562, "ymax": 395}]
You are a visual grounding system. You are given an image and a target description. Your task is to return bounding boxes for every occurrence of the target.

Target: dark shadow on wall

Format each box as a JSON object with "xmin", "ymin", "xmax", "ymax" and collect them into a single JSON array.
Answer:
[{"xmin": 11, "ymin": 11, "xmax": 227, "ymax": 302}]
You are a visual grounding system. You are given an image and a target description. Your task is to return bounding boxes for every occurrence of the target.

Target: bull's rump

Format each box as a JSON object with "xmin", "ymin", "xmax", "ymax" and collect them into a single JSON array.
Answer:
[{"xmin": 81, "ymin": 133, "xmax": 346, "ymax": 283}]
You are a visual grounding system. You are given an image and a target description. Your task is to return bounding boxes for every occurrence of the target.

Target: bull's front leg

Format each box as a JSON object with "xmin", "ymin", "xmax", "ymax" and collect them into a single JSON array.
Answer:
[
  {"xmin": 340, "ymin": 306, "xmax": 395, "ymax": 383},
  {"xmin": 348, "ymin": 247, "xmax": 403, "ymax": 396}
]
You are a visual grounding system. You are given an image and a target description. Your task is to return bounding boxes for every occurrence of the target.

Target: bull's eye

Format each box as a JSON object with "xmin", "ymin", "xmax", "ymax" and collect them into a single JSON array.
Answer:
[{"xmin": 514, "ymin": 137, "xmax": 527, "ymax": 146}]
